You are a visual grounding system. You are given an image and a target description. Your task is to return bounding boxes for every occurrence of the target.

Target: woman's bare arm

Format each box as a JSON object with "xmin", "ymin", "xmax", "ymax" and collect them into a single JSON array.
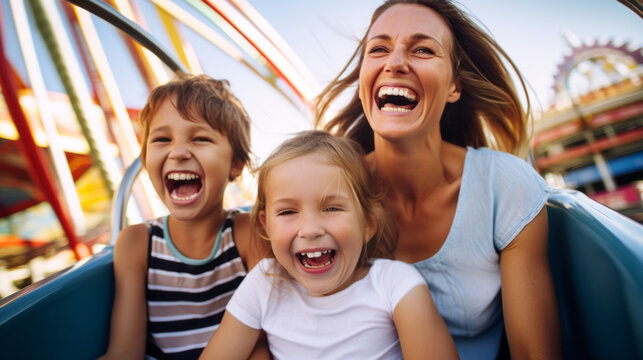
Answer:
[{"xmin": 500, "ymin": 207, "xmax": 562, "ymax": 359}]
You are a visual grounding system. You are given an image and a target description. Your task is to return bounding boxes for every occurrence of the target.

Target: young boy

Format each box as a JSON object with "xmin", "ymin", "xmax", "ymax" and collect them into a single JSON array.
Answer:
[{"xmin": 100, "ymin": 74, "xmax": 266, "ymax": 359}]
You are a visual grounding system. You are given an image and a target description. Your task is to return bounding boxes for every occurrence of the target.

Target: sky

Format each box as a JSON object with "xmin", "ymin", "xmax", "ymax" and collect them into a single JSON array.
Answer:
[
  {"xmin": 3, "ymin": 0, "xmax": 642, "ymax": 164},
  {"xmin": 243, "ymin": 0, "xmax": 642, "ymax": 161}
]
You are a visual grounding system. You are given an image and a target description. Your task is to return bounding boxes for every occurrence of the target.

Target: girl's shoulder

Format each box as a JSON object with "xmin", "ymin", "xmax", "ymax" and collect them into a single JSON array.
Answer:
[
  {"xmin": 368, "ymin": 259, "xmax": 427, "ymax": 309},
  {"xmin": 369, "ymin": 259, "xmax": 424, "ymax": 285}
]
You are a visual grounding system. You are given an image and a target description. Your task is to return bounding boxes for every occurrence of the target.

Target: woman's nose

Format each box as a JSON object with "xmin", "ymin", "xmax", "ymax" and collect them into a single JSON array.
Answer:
[{"xmin": 384, "ymin": 48, "xmax": 409, "ymax": 74}]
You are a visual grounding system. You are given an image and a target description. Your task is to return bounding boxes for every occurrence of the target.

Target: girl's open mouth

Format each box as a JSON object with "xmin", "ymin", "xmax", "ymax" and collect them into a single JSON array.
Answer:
[{"xmin": 296, "ymin": 249, "xmax": 336, "ymax": 270}]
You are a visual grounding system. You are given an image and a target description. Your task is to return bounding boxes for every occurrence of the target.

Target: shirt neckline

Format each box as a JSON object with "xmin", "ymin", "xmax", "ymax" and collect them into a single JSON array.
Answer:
[
  {"xmin": 163, "ymin": 214, "xmax": 225, "ymax": 265},
  {"xmin": 414, "ymin": 147, "xmax": 474, "ymax": 264}
]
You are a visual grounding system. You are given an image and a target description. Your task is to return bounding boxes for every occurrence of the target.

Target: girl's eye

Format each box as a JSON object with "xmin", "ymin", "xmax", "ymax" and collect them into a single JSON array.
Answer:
[
  {"xmin": 151, "ymin": 137, "xmax": 170, "ymax": 143},
  {"xmin": 276, "ymin": 209, "xmax": 296, "ymax": 216},
  {"xmin": 194, "ymin": 137, "xmax": 212, "ymax": 142},
  {"xmin": 325, "ymin": 206, "xmax": 343, "ymax": 212}
]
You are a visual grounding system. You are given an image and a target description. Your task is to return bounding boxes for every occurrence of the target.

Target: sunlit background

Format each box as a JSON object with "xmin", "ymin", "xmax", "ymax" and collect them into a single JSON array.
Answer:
[{"xmin": 0, "ymin": 0, "xmax": 641, "ymax": 298}]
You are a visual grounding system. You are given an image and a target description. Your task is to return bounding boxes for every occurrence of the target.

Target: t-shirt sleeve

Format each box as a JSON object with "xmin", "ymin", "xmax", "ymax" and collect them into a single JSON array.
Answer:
[
  {"xmin": 375, "ymin": 260, "xmax": 427, "ymax": 311},
  {"xmin": 224, "ymin": 259, "xmax": 272, "ymax": 330},
  {"xmin": 492, "ymin": 152, "xmax": 549, "ymax": 250}
]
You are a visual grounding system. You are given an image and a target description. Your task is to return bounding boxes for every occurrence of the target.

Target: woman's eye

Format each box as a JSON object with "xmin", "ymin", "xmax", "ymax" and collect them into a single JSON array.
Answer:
[
  {"xmin": 414, "ymin": 47, "xmax": 435, "ymax": 55},
  {"xmin": 368, "ymin": 46, "xmax": 388, "ymax": 54}
]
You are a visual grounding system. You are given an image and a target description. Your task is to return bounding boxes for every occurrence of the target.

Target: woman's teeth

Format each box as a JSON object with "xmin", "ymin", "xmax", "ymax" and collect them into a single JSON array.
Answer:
[
  {"xmin": 378, "ymin": 86, "xmax": 416, "ymax": 101},
  {"xmin": 380, "ymin": 106, "xmax": 412, "ymax": 112}
]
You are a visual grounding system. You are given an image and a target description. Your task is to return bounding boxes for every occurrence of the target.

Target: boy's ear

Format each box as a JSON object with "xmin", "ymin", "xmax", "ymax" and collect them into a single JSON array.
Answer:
[{"xmin": 228, "ymin": 157, "xmax": 244, "ymax": 181}]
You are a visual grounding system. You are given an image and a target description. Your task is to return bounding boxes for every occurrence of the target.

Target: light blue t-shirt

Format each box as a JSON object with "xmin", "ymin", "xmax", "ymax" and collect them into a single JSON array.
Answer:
[{"xmin": 414, "ymin": 147, "xmax": 549, "ymax": 360}]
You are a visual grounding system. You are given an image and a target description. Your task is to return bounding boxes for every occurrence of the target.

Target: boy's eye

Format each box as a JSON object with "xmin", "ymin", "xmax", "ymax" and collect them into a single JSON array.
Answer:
[{"xmin": 194, "ymin": 136, "xmax": 213, "ymax": 142}]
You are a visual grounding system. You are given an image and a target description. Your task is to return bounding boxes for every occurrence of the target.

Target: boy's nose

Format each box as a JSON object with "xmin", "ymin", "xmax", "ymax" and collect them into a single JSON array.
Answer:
[{"xmin": 168, "ymin": 143, "xmax": 192, "ymax": 160}]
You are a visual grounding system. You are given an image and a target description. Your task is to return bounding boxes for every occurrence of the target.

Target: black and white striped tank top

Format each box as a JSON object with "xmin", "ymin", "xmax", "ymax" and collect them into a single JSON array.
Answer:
[{"xmin": 145, "ymin": 209, "xmax": 247, "ymax": 359}]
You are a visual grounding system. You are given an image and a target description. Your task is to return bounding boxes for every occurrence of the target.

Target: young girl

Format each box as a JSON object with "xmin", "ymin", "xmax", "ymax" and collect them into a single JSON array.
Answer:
[
  {"xmin": 100, "ymin": 74, "xmax": 267, "ymax": 359},
  {"xmin": 199, "ymin": 131, "xmax": 457, "ymax": 359}
]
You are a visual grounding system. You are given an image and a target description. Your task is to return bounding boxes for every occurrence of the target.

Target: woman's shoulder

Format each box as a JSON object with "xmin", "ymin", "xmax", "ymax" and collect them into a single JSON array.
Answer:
[
  {"xmin": 466, "ymin": 147, "xmax": 544, "ymax": 183},
  {"xmin": 467, "ymin": 146, "xmax": 529, "ymax": 166}
]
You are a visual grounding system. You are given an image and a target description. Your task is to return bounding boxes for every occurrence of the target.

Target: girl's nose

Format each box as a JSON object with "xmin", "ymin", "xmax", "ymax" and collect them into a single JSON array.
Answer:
[{"xmin": 297, "ymin": 212, "xmax": 324, "ymax": 240}]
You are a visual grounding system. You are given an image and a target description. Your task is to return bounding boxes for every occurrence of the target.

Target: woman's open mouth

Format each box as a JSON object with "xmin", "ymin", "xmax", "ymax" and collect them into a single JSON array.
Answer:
[
  {"xmin": 165, "ymin": 171, "xmax": 202, "ymax": 202},
  {"xmin": 376, "ymin": 86, "xmax": 418, "ymax": 113}
]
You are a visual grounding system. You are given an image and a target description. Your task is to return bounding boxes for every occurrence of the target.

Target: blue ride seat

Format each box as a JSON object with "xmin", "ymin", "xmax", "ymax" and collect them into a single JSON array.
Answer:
[
  {"xmin": 546, "ymin": 188, "xmax": 643, "ymax": 359},
  {"xmin": 0, "ymin": 187, "xmax": 641, "ymax": 359},
  {"xmin": 0, "ymin": 247, "xmax": 114, "ymax": 359}
]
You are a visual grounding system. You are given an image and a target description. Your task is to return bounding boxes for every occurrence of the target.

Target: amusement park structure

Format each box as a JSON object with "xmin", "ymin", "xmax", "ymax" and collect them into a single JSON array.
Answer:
[
  {"xmin": 533, "ymin": 33, "xmax": 643, "ymax": 222},
  {"xmin": 0, "ymin": 0, "xmax": 316, "ymax": 297},
  {"xmin": 0, "ymin": 1, "xmax": 641, "ymax": 359}
]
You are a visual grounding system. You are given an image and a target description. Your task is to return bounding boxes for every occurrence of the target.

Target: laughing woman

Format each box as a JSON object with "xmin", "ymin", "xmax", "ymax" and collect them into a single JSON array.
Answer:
[{"xmin": 315, "ymin": 1, "xmax": 562, "ymax": 359}]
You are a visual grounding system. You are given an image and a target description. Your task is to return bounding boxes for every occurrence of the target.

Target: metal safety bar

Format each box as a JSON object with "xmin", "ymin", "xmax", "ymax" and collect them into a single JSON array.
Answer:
[{"xmin": 109, "ymin": 157, "xmax": 143, "ymax": 245}]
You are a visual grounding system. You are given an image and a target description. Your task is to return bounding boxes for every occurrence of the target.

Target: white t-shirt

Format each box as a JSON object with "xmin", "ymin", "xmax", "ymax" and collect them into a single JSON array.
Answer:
[{"xmin": 226, "ymin": 258, "xmax": 426, "ymax": 360}]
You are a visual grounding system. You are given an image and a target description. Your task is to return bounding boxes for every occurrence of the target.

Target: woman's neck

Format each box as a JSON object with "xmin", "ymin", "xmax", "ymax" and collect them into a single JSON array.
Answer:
[{"xmin": 372, "ymin": 137, "xmax": 462, "ymax": 193}]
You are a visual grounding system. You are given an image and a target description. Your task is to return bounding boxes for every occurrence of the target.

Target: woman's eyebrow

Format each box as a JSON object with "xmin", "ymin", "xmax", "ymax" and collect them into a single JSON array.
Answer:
[
  {"xmin": 411, "ymin": 33, "xmax": 443, "ymax": 48},
  {"xmin": 367, "ymin": 33, "xmax": 443, "ymax": 48}
]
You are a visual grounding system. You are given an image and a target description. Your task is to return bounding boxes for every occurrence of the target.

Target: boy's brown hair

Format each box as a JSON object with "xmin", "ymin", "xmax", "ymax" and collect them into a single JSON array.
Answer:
[{"xmin": 138, "ymin": 73, "xmax": 251, "ymax": 170}]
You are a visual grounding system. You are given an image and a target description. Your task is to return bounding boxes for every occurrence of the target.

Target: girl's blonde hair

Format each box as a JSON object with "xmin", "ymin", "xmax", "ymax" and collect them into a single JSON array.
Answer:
[
  {"xmin": 251, "ymin": 131, "xmax": 396, "ymax": 268},
  {"xmin": 314, "ymin": 0, "xmax": 531, "ymax": 156}
]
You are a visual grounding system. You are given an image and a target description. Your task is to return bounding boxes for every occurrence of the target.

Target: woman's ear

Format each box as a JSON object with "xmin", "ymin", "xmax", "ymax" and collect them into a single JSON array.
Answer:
[
  {"xmin": 447, "ymin": 78, "xmax": 462, "ymax": 103},
  {"xmin": 365, "ymin": 214, "xmax": 377, "ymax": 243}
]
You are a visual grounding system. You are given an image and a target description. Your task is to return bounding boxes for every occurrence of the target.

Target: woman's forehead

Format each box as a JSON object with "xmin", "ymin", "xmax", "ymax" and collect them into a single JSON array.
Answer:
[{"xmin": 367, "ymin": 3, "xmax": 453, "ymax": 46}]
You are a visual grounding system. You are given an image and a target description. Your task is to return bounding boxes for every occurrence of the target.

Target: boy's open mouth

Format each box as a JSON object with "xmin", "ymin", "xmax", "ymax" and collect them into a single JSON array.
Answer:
[
  {"xmin": 376, "ymin": 86, "xmax": 418, "ymax": 113},
  {"xmin": 296, "ymin": 249, "xmax": 336, "ymax": 269},
  {"xmin": 165, "ymin": 171, "xmax": 202, "ymax": 201}
]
